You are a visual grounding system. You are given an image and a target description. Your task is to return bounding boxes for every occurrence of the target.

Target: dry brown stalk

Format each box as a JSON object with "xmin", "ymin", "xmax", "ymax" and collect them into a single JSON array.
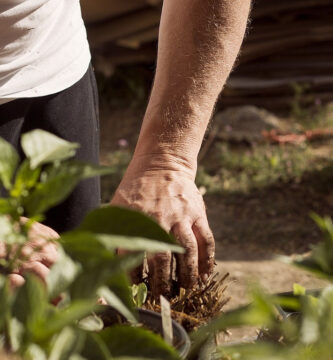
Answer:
[{"xmin": 144, "ymin": 272, "xmax": 231, "ymax": 331}]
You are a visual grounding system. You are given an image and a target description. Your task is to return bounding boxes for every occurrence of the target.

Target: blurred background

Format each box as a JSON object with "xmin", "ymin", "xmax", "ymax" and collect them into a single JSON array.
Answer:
[{"xmin": 81, "ymin": 0, "xmax": 333, "ymax": 315}]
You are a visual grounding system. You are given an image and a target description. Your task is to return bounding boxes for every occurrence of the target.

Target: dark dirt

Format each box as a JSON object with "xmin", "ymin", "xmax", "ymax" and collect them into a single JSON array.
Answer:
[{"xmin": 208, "ymin": 164, "xmax": 333, "ymax": 261}]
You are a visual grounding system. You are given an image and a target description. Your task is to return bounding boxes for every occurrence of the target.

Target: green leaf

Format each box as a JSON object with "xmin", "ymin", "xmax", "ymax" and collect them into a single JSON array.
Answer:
[
  {"xmin": 24, "ymin": 162, "xmax": 114, "ymax": 216},
  {"xmin": 69, "ymin": 356, "xmax": 89, "ymax": 360},
  {"xmin": 293, "ymin": 284, "xmax": 306, "ymax": 296},
  {"xmin": 33, "ymin": 300, "xmax": 96, "ymax": 341},
  {"xmin": 112, "ymin": 358, "xmax": 160, "ymax": 360},
  {"xmin": 23, "ymin": 173, "xmax": 79, "ymax": 216},
  {"xmin": 21, "ymin": 129, "xmax": 80, "ymax": 169},
  {"xmin": 0, "ymin": 276, "xmax": 10, "ymax": 330},
  {"xmin": 42, "ymin": 160, "xmax": 115, "ymax": 185},
  {"xmin": 97, "ymin": 286, "xmax": 138, "ymax": 324},
  {"xmin": 274, "ymin": 295, "xmax": 301, "ymax": 313},
  {"xmin": 49, "ymin": 327, "xmax": 85, "ymax": 360},
  {"xmin": 300, "ymin": 295, "xmax": 319, "ymax": 344},
  {"xmin": 0, "ymin": 198, "xmax": 16, "ymax": 215},
  {"xmin": 317, "ymin": 286, "xmax": 333, "ymax": 337},
  {"xmin": 59, "ymin": 231, "xmax": 116, "ymax": 265},
  {"xmin": 0, "ymin": 136, "xmax": 19, "ymax": 189},
  {"xmin": 132, "ymin": 283, "xmax": 148, "ymax": 307},
  {"xmin": 105, "ymin": 254, "xmax": 145, "ymax": 277},
  {"xmin": 97, "ymin": 234, "xmax": 183, "ymax": 254},
  {"xmin": 0, "ymin": 215, "xmax": 22, "ymax": 245},
  {"xmin": 61, "ymin": 231, "xmax": 183, "ymax": 255},
  {"xmin": 81, "ymin": 332, "xmax": 112, "ymax": 360},
  {"xmin": 78, "ymin": 207, "xmax": 175, "ymax": 244},
  {"xmin": 97, "ymin": 325, "xmax": 180, "ymax": 360},
  {"xmin": 216, "ymin": 343, "xmax": 303, "ymax": 360},
  {"xmin": 24, "ymin": 344, "xmax": 47, "ymax": 360},
  {"xmin": 8, "ymin": 317, "xmax": 24, "ymax": 352},
  {"xmin": 283, "ymin": 255, "xmax": 333, "ymax": 281},
  {"xmin": 69, "ymin": 254, "xmax": 144, "ymax": 301},
  {"xmin": 12, "ymin": 275, "xmax": 48, "ymax": 329},
  {"xmin": 47, "ymin": 247, "xmax": 81, "ymax": 299},
  {"xmin": 78, "ymin": 314, "xmax": 104, "ymax": 332},
  {"xmin": 196, "ymin": 335, "xmax": 216, "ymax": 360},
  {"xmin": 106, "ymin": 273, "xmax": 136, "ymax": 316},
  {"xmin": 11, "ymin": 159, "xmax": 41, "ymax": 198},
  {"xmin": 311, "ymin": 213, "xmax": 333, "ymax": 238}
]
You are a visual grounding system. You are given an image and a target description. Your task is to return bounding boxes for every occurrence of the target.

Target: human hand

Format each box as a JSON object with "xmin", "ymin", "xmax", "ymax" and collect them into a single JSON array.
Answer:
[
  {"xmin": 111, "ymin": 156, "xmax": 215, "ymax": 297},
  {"xmin": 0, "ymin": 219, "xmax": 59, "ymax": 288}
]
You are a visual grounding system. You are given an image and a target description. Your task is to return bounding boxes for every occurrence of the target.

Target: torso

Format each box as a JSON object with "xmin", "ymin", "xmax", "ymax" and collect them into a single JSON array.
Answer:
[{"xmin": 0, "ymin": 0, "xmax": 91, "ymax": 104}]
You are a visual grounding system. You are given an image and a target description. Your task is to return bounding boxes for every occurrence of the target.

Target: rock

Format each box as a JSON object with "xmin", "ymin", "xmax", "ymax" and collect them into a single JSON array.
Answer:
[{"xmin": 213, "ymin": 105, "xmax": 283, "ymax": 142}]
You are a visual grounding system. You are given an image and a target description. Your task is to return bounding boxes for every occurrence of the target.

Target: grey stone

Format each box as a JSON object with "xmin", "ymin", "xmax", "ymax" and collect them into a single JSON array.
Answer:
[{"xmin": 213, "ymin": 105, "xmax": 283, "ymax": 142}]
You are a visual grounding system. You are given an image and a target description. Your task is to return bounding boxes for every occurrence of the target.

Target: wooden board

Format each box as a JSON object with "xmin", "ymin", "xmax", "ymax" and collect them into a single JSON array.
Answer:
[
  {"xmin": 82, "ymin": 0, "xmax": 333, "ymax": 108},
  {"xmin": 81, "ymin": 0, "xmax": 148, "ymax": 24}
]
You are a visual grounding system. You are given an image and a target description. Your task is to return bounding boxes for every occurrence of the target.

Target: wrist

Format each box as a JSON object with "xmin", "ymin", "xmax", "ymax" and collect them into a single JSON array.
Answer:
[
  {"xmin": 133, "ymin": 99, "xmax": 209, "ymax": 171},
  {"xmin": 125, "ymin": 152, "xmax": 197, "ymax": 181}
]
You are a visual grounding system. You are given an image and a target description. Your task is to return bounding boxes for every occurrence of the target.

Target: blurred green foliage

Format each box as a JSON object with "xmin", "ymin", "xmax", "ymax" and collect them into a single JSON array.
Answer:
[
  {"xmin": 0, "ymin": 130, "xmax": 333, "ymax": 360},
  {"xmin": 0, "ymin": 130, "xmax": 183, "ymax": 360},
  {"xmin": 196, "ymin": 143, "xmax": 314, "ymax": 194}
]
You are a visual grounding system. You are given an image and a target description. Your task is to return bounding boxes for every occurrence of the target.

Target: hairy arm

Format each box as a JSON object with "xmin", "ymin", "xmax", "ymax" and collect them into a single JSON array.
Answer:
[
  {"xmin": 112, "ymin": 0, "xmax": 251, "ymax": 295},
  {"xmin": 135, "ymin": 0, "xmax": 251, "ymax": 165}
]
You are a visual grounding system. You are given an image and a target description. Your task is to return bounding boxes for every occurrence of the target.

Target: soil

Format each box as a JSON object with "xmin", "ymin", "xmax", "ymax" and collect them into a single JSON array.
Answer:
[{"xmin": 100, "ymin": 106, "xmax": 333, "ymax": 343}]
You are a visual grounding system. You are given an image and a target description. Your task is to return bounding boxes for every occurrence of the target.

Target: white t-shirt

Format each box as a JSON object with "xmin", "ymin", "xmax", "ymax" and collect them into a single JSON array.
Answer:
[{"xmin": 0, "ymin": 0, "xmax": 91, "ymax": 105}]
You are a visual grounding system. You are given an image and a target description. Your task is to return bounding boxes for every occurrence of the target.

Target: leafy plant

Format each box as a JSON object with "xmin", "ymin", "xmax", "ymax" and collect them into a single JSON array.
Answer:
[
  {"xmin": 187, "ymin": 214, "xmax": 333, "ymax": 360},
  {"xmin": 196, "ymin": 143, "xmax": 312, "ymax": 194},
  {"xmin": 290, "ymin": 83, "xmax": 333, "ymax": 129},
  {"xmin": 0, "ymin": 129, "xmax": 183, "ymax": 360},
  {"xmin": 132, "ymin": 283, "xmax": 148, "ymax": 308},
  {"xmin": 2, "ymin": 129, "xmax": 333, "ymax": 360}
]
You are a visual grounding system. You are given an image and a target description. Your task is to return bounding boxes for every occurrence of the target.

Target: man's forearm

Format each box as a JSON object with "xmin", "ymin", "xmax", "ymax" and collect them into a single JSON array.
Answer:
[
  {"xmin": 112, "ymin": 0, "xmax": 251, "ymax": 293},
  {"xmin": 132, "ymin": 0, "xmax": 251, "ymax": 172}
]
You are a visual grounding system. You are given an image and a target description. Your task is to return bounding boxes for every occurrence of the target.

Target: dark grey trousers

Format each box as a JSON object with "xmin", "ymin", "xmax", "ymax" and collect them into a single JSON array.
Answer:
[{"xmin": 0, "ymin": 65, "xmax": 100, "ymax": 233}]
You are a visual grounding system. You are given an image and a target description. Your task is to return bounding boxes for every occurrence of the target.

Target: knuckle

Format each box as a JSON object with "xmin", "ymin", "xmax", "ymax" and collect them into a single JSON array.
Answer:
[
  {"xmin": 8, "ymin": 274, "xmax": 25, "ymax": 288},
  {"xmin": 26, "ymin": 261, "xmax": 43, "ymax": 271},
  {"xmin": 44, "ymin": 245, "xmax": 59, "ymax": 263},
  {"xmin": 26, "ymin": 243, "xmax": 58, "ymax": 266},
  {"xmin": 21, "ymin": 261, "xmax": 48, "ymax": 275},
  {"xmin": 151, "ymin": 211, "xmax": 164, "ymax": 220}
]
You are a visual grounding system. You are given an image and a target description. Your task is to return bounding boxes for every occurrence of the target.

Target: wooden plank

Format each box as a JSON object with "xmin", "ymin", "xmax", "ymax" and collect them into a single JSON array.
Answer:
[
  {"xmin": 81, "ymin": 0, "xmax": 148, "ymax": 24},
  {"xmin": 87, "ymin": 9, "xmax": 161, "ymax": 48},
  {"xmin": 86, "ymin": 0, "xmax": 333, "ymax": 112},
  {"xmin": 146, "ymin": 0, "xmax": 162, "ymax": 5},
  {"xmin": 116, "ymin": 26, "xmax": 159, "ymax": 49},
  {"xmin": 227, "ymin": 76, "xmax": 333, "ymax": 90},
  {"xmin": 235, "ymin": 61, "xmax": 333, "ymax": 77},
  {"xmin": 253, "ymin": 0, "xmax": 333, "ymax": 18},
  {"xmin": 95, "ymin": 45, "xmax": 157, "ymax": 66},
  {"xmin": 241, "ymin": 29, "xmax": 333, "ymax": 63},
  {"xmin": 248, "ymin": 21, "xmax": 333, "ymax": 42},
  {"xmin": 219, "ymin": 92, "xmax": 333, "ymax": 110}
]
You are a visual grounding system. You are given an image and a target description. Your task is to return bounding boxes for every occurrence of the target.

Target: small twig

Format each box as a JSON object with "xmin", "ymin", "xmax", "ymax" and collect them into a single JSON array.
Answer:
[{"xmin": 154, "ymin": 304, "xmax": 203, "ymax": 326}]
